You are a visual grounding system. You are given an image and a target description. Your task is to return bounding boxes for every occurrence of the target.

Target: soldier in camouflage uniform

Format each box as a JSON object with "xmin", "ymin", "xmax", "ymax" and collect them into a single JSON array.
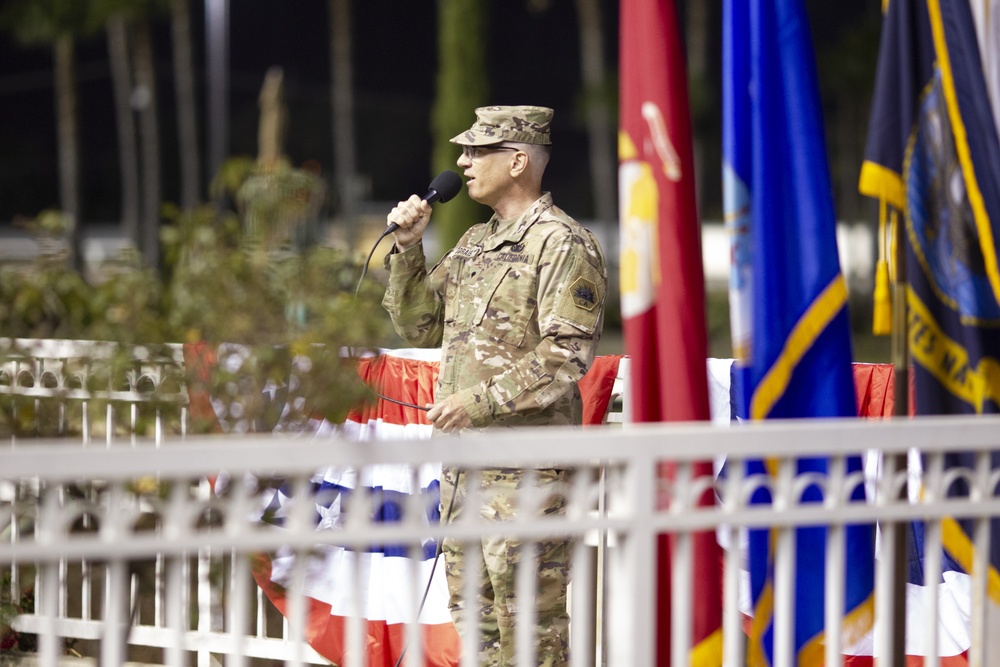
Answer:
[{"xmin": 381, "ymin": 105, "xmax": 607, "ymax": 666}]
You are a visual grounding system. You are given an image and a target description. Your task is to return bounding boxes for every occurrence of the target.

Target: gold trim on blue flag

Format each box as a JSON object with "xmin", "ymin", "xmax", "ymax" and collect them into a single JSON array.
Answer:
[
  {"xmin": 926, "ymin": 0, "xmax": 1000, "ymax": 307},
  {"xmin": 750, "ymin": 275, "xmax": 849, "ymax": 420}
]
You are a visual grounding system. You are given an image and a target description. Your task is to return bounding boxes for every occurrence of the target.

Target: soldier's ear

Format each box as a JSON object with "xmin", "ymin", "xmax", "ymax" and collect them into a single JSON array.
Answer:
[{"xmin": 509, "ymin": 151, "xmax": 528, "ymax": 177}]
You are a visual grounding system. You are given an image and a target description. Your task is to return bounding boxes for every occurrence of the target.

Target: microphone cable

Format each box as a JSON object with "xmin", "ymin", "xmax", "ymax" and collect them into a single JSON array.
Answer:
[
  {"xmin": 354, "ymin": 226, "xmax": 395, "ymax": 300},
  {"xmin": 348, "ymin": 173, "xmax": 465, "ymax": 666},
  {"xmin": 373, "ymin": 388, "xmax": 431, "ymax": 412},
  {"xmin": 352, "ymin": 229, "xmax": 455, "ymax": 666},
  {"xmin": 393, "ymin": 468, "xmax": 462, "ymax": 667},
  {"xmin": 352, "ymin": 228, "xmax": 430, "ymax": 412}
]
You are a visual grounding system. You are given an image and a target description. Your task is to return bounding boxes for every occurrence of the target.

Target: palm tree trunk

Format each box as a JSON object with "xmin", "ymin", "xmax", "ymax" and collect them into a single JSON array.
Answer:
[
  {"xmin": 171, "ymin": 0, "xmax": 201, "ymax": 210},
  {"xmin": 54, "ymin": 34, "xmax": 82, "ymax": 272},
  {"xmin": 432, "ymin": 0, "xmax": 489, "ymax": 253},
  {"xmin": 684, "ymin": 0, "xmax": 709, "ymax": 212},
  {"xmin": 107, "ymin": 15, "xmax": 141, "ymax": 251},
  {"xmin": 133, "ymin": 18, "xmax": 161, "ymax": 268},
  {"xmin": 574, "ymin": 0, "xmax": 616, "ymax": 225},
  {"xmin": 329, "ymin": 0, "xmax": 359, "ymax": 251}
]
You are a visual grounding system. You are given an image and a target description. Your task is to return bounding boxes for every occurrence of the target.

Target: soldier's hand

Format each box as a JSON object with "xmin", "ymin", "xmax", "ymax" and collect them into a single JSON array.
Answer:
[
  {"xmin": 387, "ymin": 195, "xmax": 433, "ymax": 251},
  {"xmin": 427, "ymin": 394, "xmax": 473, "ymax": 433}
]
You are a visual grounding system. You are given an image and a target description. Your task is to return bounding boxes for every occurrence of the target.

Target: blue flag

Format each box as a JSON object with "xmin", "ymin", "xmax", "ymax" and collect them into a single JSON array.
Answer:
[
  {"xmin": 724, "ymin": 0, "xmax": 876, "ymax": 664},
  {"xmin": 860, "ymin": 0, "xmax": 1000, "ymax": 648}
]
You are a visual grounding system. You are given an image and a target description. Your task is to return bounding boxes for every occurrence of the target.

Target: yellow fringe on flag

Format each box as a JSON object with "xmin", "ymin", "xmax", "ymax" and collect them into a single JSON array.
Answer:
[
  {"xmin": 873, "ymin": 260, "xmax": 892, "ymax": 335},
  {"xmin": 872, "ymin": 198, "xmax": 893, "ymax": 335}
]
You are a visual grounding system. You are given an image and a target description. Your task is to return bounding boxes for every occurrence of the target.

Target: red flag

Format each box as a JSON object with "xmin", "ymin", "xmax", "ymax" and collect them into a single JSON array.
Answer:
[{"xmin": 619, "ymin": 1, "xmax": 723, "ymax": 665}]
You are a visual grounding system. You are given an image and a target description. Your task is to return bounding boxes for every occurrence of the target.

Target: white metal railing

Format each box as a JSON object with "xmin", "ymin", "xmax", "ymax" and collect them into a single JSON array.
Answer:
[
  {"xmin": 3, "ymin": 419, "xmax": 1000, "ymax": 666},
  {"xmin": 0, "ymin": 338, "xmax": 188, "ymax": 445},
  {"xmin": 3, "ymin": 341, "xmax": 1000, "ymax": 667}
]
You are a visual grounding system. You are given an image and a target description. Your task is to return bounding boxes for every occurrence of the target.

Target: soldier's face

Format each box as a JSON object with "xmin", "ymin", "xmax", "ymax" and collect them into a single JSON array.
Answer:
[{"xmin": 458, "ymin": 146, "xmax": 515, "ymax": 208}]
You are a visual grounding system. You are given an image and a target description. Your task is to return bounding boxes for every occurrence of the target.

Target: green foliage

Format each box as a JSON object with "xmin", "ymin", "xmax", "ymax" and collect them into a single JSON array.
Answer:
[
  {"xmin": 165, "ymin": 171, "xmax": 391, "ymax": 427},
  {"xmin": 209, "ymin": 155, "xmax": 257, "ymax": 203},
  {"xmin": 0, "ymin": 0, "xmax": 171, "ymax": 45},
  {"xmin": 430, "ymin": 0, "xmax": 491, "ymax": 257},
  {"xmin": 235, "ymin": 158, "xmax": 325, "ymax": 251},
  {"xmin": 87, "ymin": 0, "xmax": 169, "ymax": 27},
  {"xmin": 0, "ymin": 0, "xmax": 92, "ymax": 44},
  {"xmin": 0, "ymin": 248, "xmax": 162, "ymax": 344},
  {"xmin": 0, "ymin": 159, "xmax": 392, "ymax": 436},
  {"xmin": 0, "ymin": 570, "xmax": 36, "ymax": 653},
  {"xmin": 163, "ymin": 203, "xmax": 388, "ymax": 430}
]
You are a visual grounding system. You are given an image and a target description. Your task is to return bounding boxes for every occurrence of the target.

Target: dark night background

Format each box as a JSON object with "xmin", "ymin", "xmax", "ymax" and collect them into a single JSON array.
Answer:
[
  {"xmin": 0, "ymin": 1, "xmax": 881, "ymax": 231},
  {"xmin": 0, "ymin": 1, "xmax": 622, "ymax": 227}
]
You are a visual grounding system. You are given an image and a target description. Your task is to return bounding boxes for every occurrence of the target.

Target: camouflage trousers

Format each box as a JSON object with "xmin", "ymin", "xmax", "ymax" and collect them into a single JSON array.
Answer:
[{"xmin": 439, "ymin": 466, "xmax": 573, "ymax": 667}]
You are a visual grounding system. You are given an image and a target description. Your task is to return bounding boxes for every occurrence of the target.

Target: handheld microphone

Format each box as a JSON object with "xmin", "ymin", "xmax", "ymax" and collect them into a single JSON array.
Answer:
[
  {"xmin": 385, "ymin": 170, "xmax": 463, "ymax": 234},
  {"xmin": 355, "ymin": 171, "xmax": 463, "ymax": 299}
]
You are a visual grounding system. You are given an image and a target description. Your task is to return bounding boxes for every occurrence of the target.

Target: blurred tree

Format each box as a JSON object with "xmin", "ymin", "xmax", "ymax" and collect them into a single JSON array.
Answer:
[
  {"xmin": 0, "ymin": 210, "xmax": 163, "ymax": 343},
  {"xmin": 169, "ymin": 0, "xmax": 200, "ymax": 212},
  {"xmin": 1, "ymin": 570, "xmax": 35, "ymax": 653},
  {"xmin": 0, "ymin": 0, "xmax": 92, "ymax": 273},
  {"xmin": 232, "ymin": 68, "xmax": 325, "ymax": 251},
  {"xmin": 328, "ymin": 0, "xmax": 360, "ymax": 252},
  {"xmin": 573, "ymin": 0, "xmax": 617, "ymax": 226},
  {"xmin": 103, "ymin": 8, "xmax": 141, "ymax": 248},
  {"xmin": 683, "ymin": 0, "xmax": 712, "ymax": 214},
  {"xmin": 162, "ymin": 203, "xmax": 389, "ymax": 432},
  {"xmin": 0, "ymin": 57, "xmax": 386, "ymax": 437},
  {"xmin": 528, "ymin": 0, "xmax": 617, "ymax": 226},
  {"xmin": 431, "ymin": 0, "xmax": 490, "ymax": 255},
  {"xmin": 94, "ymin": 0, "xmax": 196, "ymax": 259},
  {"xmin": 132, "ymin": 8, "xmax": 163, "ymax": 268},
  {"xmin": 0, "ymin": 198, "xmax": 392, "ymax": 436},
  {"xmin": 90, "ymin": 0, "xmax": 167, "ymax": 268}
]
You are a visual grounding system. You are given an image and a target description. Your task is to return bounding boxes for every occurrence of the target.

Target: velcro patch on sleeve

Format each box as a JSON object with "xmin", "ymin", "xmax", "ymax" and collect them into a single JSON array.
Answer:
[{"xmin": 554, "ymin": 259, "xmax": 605, "ymax": 333}]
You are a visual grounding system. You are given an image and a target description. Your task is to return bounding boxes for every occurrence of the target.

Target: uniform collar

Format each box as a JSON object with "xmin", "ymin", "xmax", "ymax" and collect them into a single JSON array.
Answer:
[{"xmin": 477, "ymin": 192, "xmax": 554, "ymax": 251}]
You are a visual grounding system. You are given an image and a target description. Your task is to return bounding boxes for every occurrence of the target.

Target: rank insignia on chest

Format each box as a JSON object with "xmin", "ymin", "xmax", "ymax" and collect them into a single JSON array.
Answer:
[{"xmin": 570, "ymin": 277, "xmax": 599, "ymax": 311}]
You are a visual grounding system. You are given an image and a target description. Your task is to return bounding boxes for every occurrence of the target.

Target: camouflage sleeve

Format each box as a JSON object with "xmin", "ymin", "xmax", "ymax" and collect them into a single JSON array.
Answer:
[
  {"xmin": 474, "ymin": 230, "xmax": 607, "ymax": 424},
  {"xmin": 380, "ymin": 243, "xmax": 446, "ymax": 348}
]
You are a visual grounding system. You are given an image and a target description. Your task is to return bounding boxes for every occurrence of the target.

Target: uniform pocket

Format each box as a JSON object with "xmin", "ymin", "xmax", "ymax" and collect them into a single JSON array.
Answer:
[{"xmin": 474, "ymin": 266, "xmax": 535, "ymax": 347}]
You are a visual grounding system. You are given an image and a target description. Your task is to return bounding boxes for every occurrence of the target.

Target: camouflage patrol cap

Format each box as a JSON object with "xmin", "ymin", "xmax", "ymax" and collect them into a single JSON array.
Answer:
[{"xmin": 450, "ymin": 105, "xmax": 554, "ymax": 146}]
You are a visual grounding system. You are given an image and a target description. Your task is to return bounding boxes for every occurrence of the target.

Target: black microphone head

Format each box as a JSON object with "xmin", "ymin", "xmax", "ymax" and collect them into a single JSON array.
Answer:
[{"xmin": 425, "ymin": 171, "xmax": 463, "ymax": 204}]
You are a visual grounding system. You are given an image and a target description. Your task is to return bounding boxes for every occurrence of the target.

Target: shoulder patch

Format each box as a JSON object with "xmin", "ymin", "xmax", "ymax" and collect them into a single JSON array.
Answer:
[
  {"xmin": 553, "ymin": 257, "xmax": 606, "ymax": 334},
  {"xmin": 570, "ymin": 277, "xmax": 599, "ymax": 311}
]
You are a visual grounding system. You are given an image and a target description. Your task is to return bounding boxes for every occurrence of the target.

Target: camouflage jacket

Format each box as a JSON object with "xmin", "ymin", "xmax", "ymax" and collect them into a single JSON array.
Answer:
[{"xmin": 382, "ymin": 193, "xmax": 607, "ymax": 429}]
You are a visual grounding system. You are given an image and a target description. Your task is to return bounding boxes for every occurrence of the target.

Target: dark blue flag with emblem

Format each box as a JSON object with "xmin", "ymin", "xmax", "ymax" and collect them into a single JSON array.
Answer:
[{"xmin": 860, "ymin": 0, "xmax": 1000, "ymax": 662}]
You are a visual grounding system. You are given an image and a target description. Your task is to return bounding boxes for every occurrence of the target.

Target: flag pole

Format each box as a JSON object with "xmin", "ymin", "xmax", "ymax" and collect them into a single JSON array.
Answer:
[{"xmin": 889, "ymin": 207, "xmax": 908, "ymax": 667}]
